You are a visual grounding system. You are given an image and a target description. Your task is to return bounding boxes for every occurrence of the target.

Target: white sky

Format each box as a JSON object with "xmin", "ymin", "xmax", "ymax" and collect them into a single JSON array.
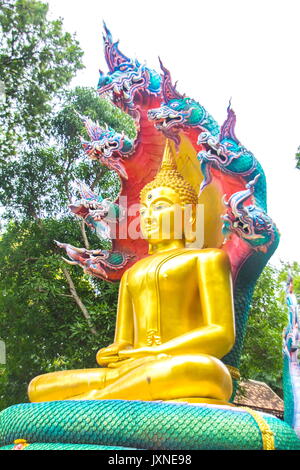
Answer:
[{"xmin": 47, "ymin": 0, "xmax": 300, "ymax": 265}]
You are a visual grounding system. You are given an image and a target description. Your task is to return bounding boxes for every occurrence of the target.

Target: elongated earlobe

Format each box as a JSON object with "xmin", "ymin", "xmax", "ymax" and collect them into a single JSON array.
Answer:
[{"xmin": 184, "ymin": 205, "xmax": 197, "ymax": 243}]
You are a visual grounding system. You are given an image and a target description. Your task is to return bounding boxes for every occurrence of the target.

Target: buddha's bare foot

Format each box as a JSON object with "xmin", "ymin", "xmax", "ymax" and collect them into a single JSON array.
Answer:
[{"xmin": 28, "ymin": 369, "xmax": 110, "ymax": 403}]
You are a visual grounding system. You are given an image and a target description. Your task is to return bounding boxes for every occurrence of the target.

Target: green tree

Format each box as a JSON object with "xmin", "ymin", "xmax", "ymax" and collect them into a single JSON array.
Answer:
[
  {"xmin": 240, "ymin": 262, "xmax": 300, "ymax": 396},
  {"xmin": 296, "ymin": 146, "xmax": 300, "ymax": 170},
  {"xmin": 0, "ymin": 0, "xmax": 84, "ymax": 158},
  {"xmin": 278, "ymin": 261, "xmax": 300, "ymax": 299}
]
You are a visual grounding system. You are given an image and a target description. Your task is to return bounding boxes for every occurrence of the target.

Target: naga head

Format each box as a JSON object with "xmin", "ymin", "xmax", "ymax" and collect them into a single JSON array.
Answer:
[
  {"xmin": 58, "ymin": 179, "xmax": 132, "ymax": 281},
  {"xmin": 148, "ymin": 59, "xmax": 219, "ymax": 142},
  {"xmin": 97, "ymin": 23, "xmax": 161, "ymax": 116},
  {"xmin": 69, "ymin": 181, "xmax": 123, "ymax": 241},
  {"xmin": 79, "ymin": 113, "xmax": 134, "ymax": 180},
  {"xmin": 55, "ymin": 242, "xmax": 134, "ymax": 280},
  {"xmin": 222, "ymin": 175, "xmax": 275, "ymax": 252},
  {"xmin": 197, "ymin": 103, "xmax": 255, "ymax": 192}
]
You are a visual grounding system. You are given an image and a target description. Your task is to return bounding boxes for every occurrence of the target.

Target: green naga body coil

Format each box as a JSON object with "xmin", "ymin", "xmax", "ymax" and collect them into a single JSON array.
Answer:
[{"xmin": 0, "ymin": 400, "xmax": 299, "ymax": 451}]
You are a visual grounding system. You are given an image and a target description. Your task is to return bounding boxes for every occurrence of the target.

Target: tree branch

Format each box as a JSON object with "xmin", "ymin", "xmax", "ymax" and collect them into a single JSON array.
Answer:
[
  {"xmin": 80, "ymin": 220, "xmax": 90, "ymax": 250},
  {"xmin": 91, "ymin": 167, "xmax": 104, "ymax": 190},
  {"xmin": 62, "ymin": 266, "xmax": 97, "ymax": 336}
]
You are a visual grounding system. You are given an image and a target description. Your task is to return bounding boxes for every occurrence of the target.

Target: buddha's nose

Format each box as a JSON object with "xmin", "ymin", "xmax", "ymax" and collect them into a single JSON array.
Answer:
[{"xmin": 144, "ymin": 216, "xmax": 152, "ymax": 225}]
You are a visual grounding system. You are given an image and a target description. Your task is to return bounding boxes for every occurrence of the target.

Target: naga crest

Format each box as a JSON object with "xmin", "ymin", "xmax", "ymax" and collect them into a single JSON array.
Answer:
[
  {"xmin": 79, "ymin": 113, "xmax": 134, "ymax": 180},
  {"xmin": 222, "ymin": 175, "xmax": 275, "ymax": 252},
  {"xmin": 102, "ymin": 21, "xmax": 131, "ymax": 73},
  {"xmin": 98, "ymin": 24, "xmax": 161, "ymax": 116},
  {"xmin": 148, "ymin": 59, "xmax": 219, "ymax": 140}
]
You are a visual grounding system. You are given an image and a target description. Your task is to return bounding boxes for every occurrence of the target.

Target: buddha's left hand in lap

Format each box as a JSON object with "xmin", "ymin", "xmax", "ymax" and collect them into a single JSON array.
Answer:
[{"xmin": 118, "ymin": 347, "xmax": 168, "ymax": 359}]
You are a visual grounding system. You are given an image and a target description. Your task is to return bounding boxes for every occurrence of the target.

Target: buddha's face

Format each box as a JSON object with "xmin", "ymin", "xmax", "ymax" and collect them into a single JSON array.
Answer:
[{"xmin": 140, "ymin": 187, "xmax": 184, "ymax": 243}]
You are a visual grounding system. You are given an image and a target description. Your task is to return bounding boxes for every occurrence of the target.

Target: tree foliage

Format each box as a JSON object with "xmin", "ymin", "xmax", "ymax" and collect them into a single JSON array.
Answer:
[
  {"xmin": 240, "ymin": 262, "xmax": 300, "ymax": 396},
  {"xmin": 0, "ymin": 0, "xmax": 84, "ymax": 158},
  {"xmin": 296, "ymin": 146, "xmax": 300, "ymax": 170}
]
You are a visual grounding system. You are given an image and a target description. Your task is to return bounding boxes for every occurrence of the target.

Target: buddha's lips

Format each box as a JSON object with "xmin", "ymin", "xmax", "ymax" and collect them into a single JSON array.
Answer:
[{"xmin": 143, "ymin": 223, "xmax": 158, "ymax": 233}]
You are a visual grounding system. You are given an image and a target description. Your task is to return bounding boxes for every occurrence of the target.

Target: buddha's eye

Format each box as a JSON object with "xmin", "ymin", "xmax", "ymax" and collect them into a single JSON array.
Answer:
[{"xmin": 154, "ymin": 204, "xmax": 167, "ymax": 211}]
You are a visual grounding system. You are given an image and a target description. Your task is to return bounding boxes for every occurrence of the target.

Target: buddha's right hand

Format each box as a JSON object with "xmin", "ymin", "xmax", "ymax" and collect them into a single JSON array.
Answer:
[{"xmin": 96, "ymin": 341, "xmax": 133, "ymax": 366}]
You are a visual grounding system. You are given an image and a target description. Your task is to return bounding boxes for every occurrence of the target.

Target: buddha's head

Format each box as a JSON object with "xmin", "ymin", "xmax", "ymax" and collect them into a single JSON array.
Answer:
[{"xmin": 140, "ymin": 140, "xmax": 198, "ymax": 253}]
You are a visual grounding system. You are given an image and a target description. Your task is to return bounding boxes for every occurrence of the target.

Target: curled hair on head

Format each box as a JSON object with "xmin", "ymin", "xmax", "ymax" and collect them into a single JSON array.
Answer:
[{"xmin": 140, "ymin": 140, "xmax": 198, "ymax": 206}]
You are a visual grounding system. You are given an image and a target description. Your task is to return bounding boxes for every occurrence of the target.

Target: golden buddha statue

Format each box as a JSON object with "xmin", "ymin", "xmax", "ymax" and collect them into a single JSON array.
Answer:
[{"xmin": 28, "ymin": 141, "xmax": 235, "ymax": 405}]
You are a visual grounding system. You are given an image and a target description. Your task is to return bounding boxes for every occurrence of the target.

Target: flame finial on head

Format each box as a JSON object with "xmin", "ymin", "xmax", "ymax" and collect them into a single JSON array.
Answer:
[{"xmin": 159, "ymin": 138, "xmax": 178, "ymax": 171}]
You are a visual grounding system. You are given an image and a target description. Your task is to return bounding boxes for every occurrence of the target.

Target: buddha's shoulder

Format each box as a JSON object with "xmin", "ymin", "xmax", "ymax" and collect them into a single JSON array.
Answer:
[
  {"xmin": 184, "ymin": 247, "xmax": 230, "ymax": 265},
  {"xmin": 125, "ymin": 248, "xmax": 229, "ymax": 276}
]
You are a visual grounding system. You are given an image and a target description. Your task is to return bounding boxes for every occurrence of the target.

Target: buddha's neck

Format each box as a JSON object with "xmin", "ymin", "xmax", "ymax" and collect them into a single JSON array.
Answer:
[{"xmin": 149, "ymin": 239, "xmax": 185, "ymax": 255}]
